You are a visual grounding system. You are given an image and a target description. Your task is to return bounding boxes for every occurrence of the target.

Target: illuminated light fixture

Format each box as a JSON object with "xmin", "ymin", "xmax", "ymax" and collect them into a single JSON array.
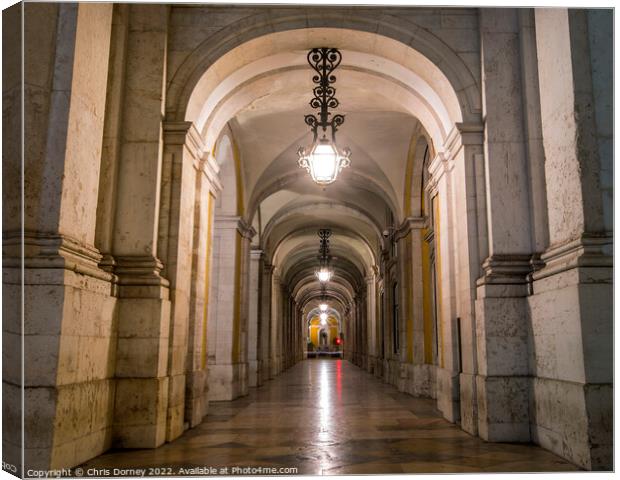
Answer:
[
  {"xmin": 315, "ymin": 229, "xmax": 333, "ymax": 283},
  {"xmin": 320, "ymin": 312, "xmax": 328, "ymax": 325},
  {"xmin": 297, "ymin": 48, "xmax": 351, "ymax": 186},
  {"xmin": 317, "ymin": 268, "xmax": 332, "ymax": 283},
  {"xmin": 319, "ymin": 303, "xmax": 328, "ymax": 312}
]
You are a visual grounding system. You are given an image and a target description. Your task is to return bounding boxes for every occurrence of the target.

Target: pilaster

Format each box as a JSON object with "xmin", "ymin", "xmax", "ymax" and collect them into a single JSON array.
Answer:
[
  {"xmin": 207, "ymin": 215, "xmax": 254, "ymax": 401},
  {"xmin": 110, "ymin": 4, "xmax": 172, "ymax": 450}
]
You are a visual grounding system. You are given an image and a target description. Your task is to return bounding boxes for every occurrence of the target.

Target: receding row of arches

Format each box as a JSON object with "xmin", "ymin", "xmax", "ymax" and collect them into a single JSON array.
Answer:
[{"xmin": 7, "ymin": 4, "xmax": 611, "ymax": 473}]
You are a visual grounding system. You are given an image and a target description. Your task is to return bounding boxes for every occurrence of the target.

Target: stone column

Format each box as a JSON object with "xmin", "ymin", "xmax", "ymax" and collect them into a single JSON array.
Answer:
[
  {"xmin": 183, "ymin": 135, "xmax": 220, "ymax": 428},
  {"xmin": 3, "ymin": 4, "xmax": 23, "ymax": 472},
  {"xmin": 395, "ymin": 217, "xmax": 432, "ymax": 396},
  {"xmin": 247, "ymin": 248, "xmax": 263, "ymax": 387},
  {"xmin": 158, "ymin": 122, "xmax": 204, "ymax": 441},
  {"xmin": 475, "ymin": 8, "xmax": 534, "ymax": 442},
  {"xmin": 364, "ymin": 273, "xmax": 376, "ymax": 373},
  {"xmin": 5, "ymin": 3, "xmax": 116, "ymax": 470},
  {"xmin": 297, "ymin": 304, "xmax": 304, "ymax": 362},
  {"xmin": 443, "ymin": 126, "xmax": 486, "ymax": 436},
  {"xmin": 111, "ymin": 5, "xmax": 171, "ymax": 450},
  {"xmin": 260, "ymin": 262, "xmax": 273, "ymax": 380},
  {"xmin": 207, "ymin": 216, "xmax": 253, "ymax": 401},
  {"xmin": 426, "ymin": 150, "xmax": 460, "ymax": 423},
  {"xmin": 269, "ymin": 270, "xmax": 281, "ymax": 376},
  {"xmin": 529, "ymin": 8, "xmax": 612, "ymax": 470},
  {"xmin": 238, "ymin": 231, "xmax": 253, "ymax": 395}
]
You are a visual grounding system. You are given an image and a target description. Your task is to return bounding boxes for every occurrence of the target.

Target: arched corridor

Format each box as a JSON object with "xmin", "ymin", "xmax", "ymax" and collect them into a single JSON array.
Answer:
[
  {"xmin": 79, "ymin": 359, "xmax": 576, "ymax": 474},
  {"xmin": 3, "ymin": 3, "xmax": 612, "ymax": 476}
]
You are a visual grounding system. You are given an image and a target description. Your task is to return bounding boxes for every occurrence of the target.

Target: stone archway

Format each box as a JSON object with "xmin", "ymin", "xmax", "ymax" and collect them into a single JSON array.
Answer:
[{"xmin": 167, "ymin": 11, "xmax": 485, "ymax": 432}]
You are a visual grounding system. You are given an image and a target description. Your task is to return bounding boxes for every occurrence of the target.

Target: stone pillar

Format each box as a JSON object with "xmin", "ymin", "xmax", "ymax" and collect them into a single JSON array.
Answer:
[
  {"xmin": 207, "ymin": 216, "xmax": 253, "ymax": 401},
  {"xmin": 3, "ymin": 4, "xmax": 23, "ymax": 473},
  {"xmin": 343, "ymin": 305, "xmax": 351, "ymax": 362},
  {"xmin": 269, "ymin": 270, "xmax": 281, "ymax": 376},
  {"xmin": 364, "ymin": 273, "xmax": 376, "ymax": 373},
  {"xmin": 182, "ymin": 132, "xmax": 220, "ymax": 428},
  {"xmin": 247, "ymin": 248, "xmax": 263, "ymax": 387},
  {"xmin": 426, "ymin": 150, "xmax": 460, "ymax": 423},
  {"xmin": 297, "ymin": 303, "xmax": 304, "ymax": 362},
  {"xmin": 395, "ymin": 217, "xmax": 434, "ymax": 396},
  {"xmin": 4, "ymin": 3, "xmax": 116, "ymax": 470},
  {"xmin": 111, "ymin": 5, "xmax": 171, "ymax": 450},
  {"xmin": 158, "ymin": 122, "xmax": 204, "ymax": 441},
  {"xmin": 238, "ymin": 231, "xmax": 252, "ymax": 395},
  {"xmin": 475, "ymin": 8, "xmax": 533, "ymax": 442},
  {"xmin": 528, "ymin": 8, "xmax": 612, "ymax": 470},
  {"xmin": 260, "ymin": 262, "xmax": 273, "ymax": 380},
  {"xmin": 444, "ymin": 126, "xmax": 486, "ymax": 436}
]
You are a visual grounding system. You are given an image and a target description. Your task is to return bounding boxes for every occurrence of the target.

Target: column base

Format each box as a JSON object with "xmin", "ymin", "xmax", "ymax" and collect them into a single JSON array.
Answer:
[
  {"xmin": 208, "ymin": 363, "xmax": 248, "ymax": 401},
  {"xmin": 436, "ymin": 367, "xmax": 460, "ymax": 423},
  {"xmin": 113, "ymin": 377, "xmax": 168, "ymax": 448},
  {"xmin": 166, "ymin": 374, "xmax": 186, "ymax": 441},
  {"xmin": 402, "ymin": 363, "xmax": 435, "ymax": 398},
  {"xmin": 531, "ymin": 377, "xmax": 612, "ymax": 470},
  {"xmin": 459, "ymin": 372, "xmax": 478, "ymax": 436},
  {"xmin": 476, "ymin": 374, "xmax": 530, "ymax": 442},
  {"xmin": 185, "ymin": 369, "xmax": 208, "ymax": 428},
  {"xmin": 248, "ymin": 359, "xmax": 260, "ymax": 387}
]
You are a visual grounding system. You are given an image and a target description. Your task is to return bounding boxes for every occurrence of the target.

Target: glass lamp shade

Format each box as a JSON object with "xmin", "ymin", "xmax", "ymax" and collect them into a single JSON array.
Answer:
[
  {"xmin": 316, "ymin": 267, "xmax": 332, "ymax": 283},
  {"xmin": 319, "ymin": 303, "xmax": 328, "ymax": 312},
  {"xmin": 308, "ymin": 139, "xmax": 338, "ymax": 183},
  {"xmin": 320, "ymin": 312, "xmax": 328, "ymax": 324},
  {"xmin": 298, "ymin": 137, "xmax": 351, "ymax": 186}
]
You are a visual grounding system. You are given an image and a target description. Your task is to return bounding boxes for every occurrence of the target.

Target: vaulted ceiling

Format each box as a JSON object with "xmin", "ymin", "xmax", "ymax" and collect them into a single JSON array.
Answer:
[{"xmin": 184, "ymin": 27, "xmax": 461, "ymax": 318}]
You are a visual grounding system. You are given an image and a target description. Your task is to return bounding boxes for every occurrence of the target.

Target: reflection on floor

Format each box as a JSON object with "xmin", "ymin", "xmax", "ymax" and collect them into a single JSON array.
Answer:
[{"xmin": 81, "ymin": 359, "xmax": 579, "ymax": 475}]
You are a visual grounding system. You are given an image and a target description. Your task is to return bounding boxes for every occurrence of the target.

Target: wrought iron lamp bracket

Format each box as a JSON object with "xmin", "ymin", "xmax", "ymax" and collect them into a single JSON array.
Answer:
[
  {"xmin": 317, "ymin": 228, "xmax": 332, "ymax": 265},
  {"xmin": 304, "ymin": 48, "xmax": 346, "ymax": 143}
]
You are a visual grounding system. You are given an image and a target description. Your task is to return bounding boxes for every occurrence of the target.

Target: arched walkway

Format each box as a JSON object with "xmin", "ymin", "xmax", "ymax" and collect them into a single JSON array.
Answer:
[{"xmin": 6, "ymin": 4, "xmax": 611, "ymax": 475}]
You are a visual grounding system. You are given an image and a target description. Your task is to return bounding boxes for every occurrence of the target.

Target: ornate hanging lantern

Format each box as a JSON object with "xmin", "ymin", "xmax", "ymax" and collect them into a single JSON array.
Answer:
[
  {"xmin": 319, "ymin": 283, "xmax": 329, "ymax": 312},
  {"xmin": 297, "ymin": 48, "xmax": 351, "ymax": 186},
  {"xmin": 315, "ymin": 228, "xmax": 333, "ymax": 283}
]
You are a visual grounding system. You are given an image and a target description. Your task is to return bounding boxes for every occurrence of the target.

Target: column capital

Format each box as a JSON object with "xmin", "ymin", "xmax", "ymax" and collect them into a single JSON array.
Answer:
[
  {"xmin": 532, "ymin": 233, "xmax": 613, "ymax": 282},
  {"xmin": 162, "ymin": 121, "xmax": 204, "ymax": 155},
  {"xmin": 10, "ymin": 231, "xmax": 113, "ymax": 283},
  {"xmin": 394, "ymin": 216, "xmax": 425, "ymax": 241},
  {"xmin": 426, "ymin": 151, "xmax": 450, "ymax": 192},
  {"xmin": 443, "ymin": 121, "xmax": 484, "ymax": 158},
  {"xmin": 250, "ymin": 248, "xmax": 264, "ymax": 260},
  {"xmin": 476, "ymin": 254, "xmax": 532, "ymax": 297},
  {"xmin": 113, "ymin": 254, "xmax": 170, "ymax": 299},
  {"xmin": 214, "ymin": 215, "xmax": 256, "ymax": 239}
]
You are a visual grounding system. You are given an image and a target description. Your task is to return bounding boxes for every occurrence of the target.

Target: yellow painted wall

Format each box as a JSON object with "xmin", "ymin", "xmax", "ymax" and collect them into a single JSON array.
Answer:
[
  {"xmin": 421, "ymin": 229, "xmax": 434, "ymax": 365},
  {"xmin": 308, "ymin": 316, "xmax": 339, "ymax": 347},
  {"xmin": 310, "ymin": 324, "xmax": 320, "ymax": 345},
  {"xmin": 432, "ymin": 195, "xmax": 444, "ymax": 368},
  {"xmin": 201, "ymin": 192, "xmax": 215, "ymax": 369},
  {"xmin": 404, "ymin": 232, "xmax": 414, "ymax": 363},
  {"xmin": 232, "ymin": 231, "xmax": 242, "ymax": 362}
]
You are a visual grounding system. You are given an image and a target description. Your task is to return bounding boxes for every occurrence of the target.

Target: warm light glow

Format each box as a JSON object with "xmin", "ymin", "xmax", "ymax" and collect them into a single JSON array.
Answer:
[
  {"xmin": 319, "ymin": 303, "xmax": 328, "ymax": 312},
  {"xmin": 298, "ymin": 138, "xmax": 351, "ymax": 186},
  {"xmin": 316, "ymin": 267, "xmax": 332, "ymax": 283},
  {"xmin": 320, "ymin": 312, "xmax": 328, "ymax": 324},
  {"xmin": 309, "ymin": 140, "xmax": 338, "ymax": 182}
]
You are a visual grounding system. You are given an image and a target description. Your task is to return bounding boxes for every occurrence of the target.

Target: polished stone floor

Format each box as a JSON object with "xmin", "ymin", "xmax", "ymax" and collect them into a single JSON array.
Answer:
[{"xmin": 81, "ymin": 359, "xmax": 579, "ymax": 475}]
